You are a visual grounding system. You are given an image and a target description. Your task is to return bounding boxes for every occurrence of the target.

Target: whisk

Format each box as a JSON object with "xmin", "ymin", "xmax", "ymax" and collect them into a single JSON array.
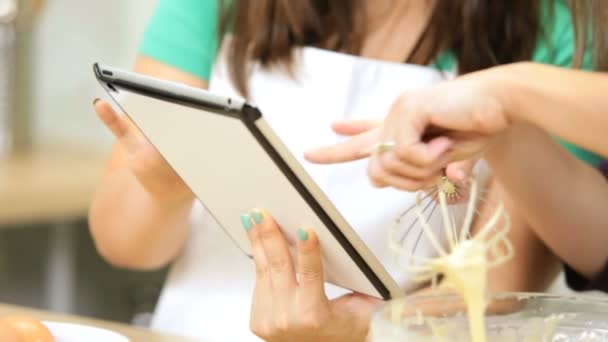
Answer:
[
  {"xmin": 375, "ymin": 126, "xmax": 513, "ymax": 283},
  {"xmin": 390, "ymin": 171, "xmax": 468, "ymax": 252},
  {"xmin": 379, "ymin": 127, "xmax": 513, "ymax": 342},
  {"xmin": 388, "ymin": 167, "xmax": 513, "ymax": 286},
  {"xmin": 386, "ymin": 172, "xmax": 514, "ymax": 342}
]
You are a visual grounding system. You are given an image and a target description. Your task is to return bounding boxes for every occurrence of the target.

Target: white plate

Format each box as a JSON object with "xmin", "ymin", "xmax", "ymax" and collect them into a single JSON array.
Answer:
[{"xmin": 43, "ymin": 322, "xmax": 129, "ymax": 342}]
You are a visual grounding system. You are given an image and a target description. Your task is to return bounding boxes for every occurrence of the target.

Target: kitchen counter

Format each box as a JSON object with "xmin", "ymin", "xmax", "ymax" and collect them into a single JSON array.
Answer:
[
  {"xmin": 0, "ymin": 146, "xmax": 110, "ymax": 313},
  {"xmin": 0, "ymin": 303, "xmax": 199, "ymax": 342},
  {"xmin": 0, "ymin": 146, "xmax": 107, "ymax": 225}
]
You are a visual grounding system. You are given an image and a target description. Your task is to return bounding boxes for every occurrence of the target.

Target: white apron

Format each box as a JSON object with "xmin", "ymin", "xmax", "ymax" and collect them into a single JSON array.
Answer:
[{"xmin": 150, "ymin": 46, "xmax": 462, "ymax": 341}]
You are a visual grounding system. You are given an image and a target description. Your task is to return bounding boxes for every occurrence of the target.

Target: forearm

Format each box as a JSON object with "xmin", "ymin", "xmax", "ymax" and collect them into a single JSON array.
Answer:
[
  {"xmin": 485, "ymin": 125, "xmax": 608, "ymax": 277},
  {"xmin": 487, "ymin": 62, "xmax": 608, "ymax": 157},
  {"xmin": 89, "ymin": 157, "xmax": 194, "ymax": 270},
  {"xmin": 88, "ymin": 56, "xmax": 206, "ymax": 270}
]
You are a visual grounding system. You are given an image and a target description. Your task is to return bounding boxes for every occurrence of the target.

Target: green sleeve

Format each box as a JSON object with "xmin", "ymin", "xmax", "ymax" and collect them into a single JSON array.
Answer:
[
  {"xmin": 139, "ymin": 0, "xmax": 219, "ymax": 81},
  {"xmin": 532, "ymin": 0, "xmax": 602, "ymax": 167}
]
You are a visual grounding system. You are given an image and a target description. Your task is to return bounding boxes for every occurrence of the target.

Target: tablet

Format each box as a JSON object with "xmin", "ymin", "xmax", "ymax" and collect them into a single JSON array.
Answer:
[{"xmin": 93, "ymin": 63, "xmax": 402, "ymax": 300}]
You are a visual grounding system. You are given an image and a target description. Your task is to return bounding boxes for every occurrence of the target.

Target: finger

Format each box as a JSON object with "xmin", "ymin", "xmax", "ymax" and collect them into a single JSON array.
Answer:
[
  {"xmin": 252, "ymin": 209, "xmax": 297, "ymax": 293},
  {"xmin": 304, "ymin": 128, "xmax": 381, "ymax": 164},
  {"xmin": 94, "ymin": 98, "xmax": 142, "ymax": 154},
  {"xmin": 331, "ymin": 120, "xmax": 381, "ymax": 136},
  {"xmin": 368, "ymin": 158, "xmax": 439, "ymax": 191},
  {"xmin": 443, "ymin": 159, "xmax": 478, "ymax": 204},
  {"xmin": 377, "ymin": 151, "xmax": 444, "ymax": 181},
  {"xmin": 295, "ymin": 228, "xmax": 326, "ymax": 300},
  {"xmin": 385, "ymin": 93, "xmax": 428, "ymax": 144},
  {"xmin": 445, "ymin": 159, "xmax": 477, "ymax": 183},
  {"xmin": 242, "ymin": 212, "xmax": 272, "ymax": 283},
  {"xmin": 393, "ymin": 136, "xmax": 454, "ymax": 168},
  {"xmin": 94, "ymin": 99, "xmax": 129, "ymax": 139},
  {"xmin": 388, "ymin": 96, "xmax": 451, "ymax": 167},
  {"xmin": 447, "ymin": 136, "xmax": 491, "ymax": 161},
  {"xmin": 242, "ymin": 212, "xmax": 273, "ymax": 327}
]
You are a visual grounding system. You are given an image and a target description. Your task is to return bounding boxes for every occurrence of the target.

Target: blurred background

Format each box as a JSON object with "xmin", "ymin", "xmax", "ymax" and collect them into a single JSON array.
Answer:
[
  {"xmin": 0, "ymin": 0, "xmax": 576, "ymax": 328},
  {"xmin": 0, "ymin": 0, "xmax": 167, "ymax": 325}
]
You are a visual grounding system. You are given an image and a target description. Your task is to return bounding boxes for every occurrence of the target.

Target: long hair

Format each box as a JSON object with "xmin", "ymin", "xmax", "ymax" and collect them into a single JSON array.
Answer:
[
  {"xmin": 220, "ymin": 0, "xmax": 543, "ymax": 97},
  {"xmin": 570, "ymin": 0, "xmax": 608, "ymax": 71}
]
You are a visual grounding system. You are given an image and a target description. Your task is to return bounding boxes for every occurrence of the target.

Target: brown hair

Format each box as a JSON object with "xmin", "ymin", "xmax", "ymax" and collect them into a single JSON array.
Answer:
[
  {"xmin": 571, "ymin": 0, "xmax": 608, "ymax": 71},
  {"xmin": 220, "ymin": 1, "xmax": 543, "ymax": 97}
]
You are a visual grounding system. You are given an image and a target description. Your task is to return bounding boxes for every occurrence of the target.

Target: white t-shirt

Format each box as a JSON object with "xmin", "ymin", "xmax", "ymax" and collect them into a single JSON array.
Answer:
[{"xmin": 150, "ymin": 47, "xmax": 461, "ymax": 341}]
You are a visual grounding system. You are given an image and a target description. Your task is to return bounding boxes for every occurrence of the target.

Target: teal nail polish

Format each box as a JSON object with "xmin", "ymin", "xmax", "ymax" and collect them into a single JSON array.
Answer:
[
  {"xmin": 241, "ymin": 214, "xmax": 253, "ymax": 231},
  {"xmin": 251, "ymin": 210, "xmax": 264, "ymax": 224},
  {"xmin": 297, "ymin": 228, "xmax": 309, "ymax": 241}
]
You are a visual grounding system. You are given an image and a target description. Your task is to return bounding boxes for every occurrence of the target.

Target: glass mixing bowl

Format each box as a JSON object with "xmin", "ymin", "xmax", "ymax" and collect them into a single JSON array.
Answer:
[{"xmin": 370, "ymin": 292, "xmax": 608, "ymax": 341}]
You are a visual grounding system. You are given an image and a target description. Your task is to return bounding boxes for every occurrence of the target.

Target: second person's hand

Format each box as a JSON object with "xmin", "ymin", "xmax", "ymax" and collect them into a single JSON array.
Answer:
[
  {"xmin": 305, "ymin": 120, "xmax": 479, "ymax": 193},
  {"xmin": 305, "ymin": 74, "xmax": 510, "ymax": 191}
]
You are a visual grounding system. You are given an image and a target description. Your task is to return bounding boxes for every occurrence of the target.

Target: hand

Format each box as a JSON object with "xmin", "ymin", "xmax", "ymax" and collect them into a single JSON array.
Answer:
[
  {"xmin": 305, "ymin": 118, "xmax": 479, "ymax": 193},
  {"xmin": 242, "ymin": 209, "xmax": 382, "ymax": 342},
  {"xmin": 305, "ymin": 76, "xmax": 508, "ymax": 191},
  {"xmin": 94, "ymin": 99, "xmax": 191, "ymax": 199}
]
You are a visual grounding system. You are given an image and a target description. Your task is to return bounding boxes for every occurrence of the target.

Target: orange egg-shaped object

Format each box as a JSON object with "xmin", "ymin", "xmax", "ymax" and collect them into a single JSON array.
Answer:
[
  {"xmin": 0, "ymin": 315, "xmax": 54, "ymax": 342},
  {"xmin": 0, "ymin": 320, "xmax": 22, "ymax": 342}
]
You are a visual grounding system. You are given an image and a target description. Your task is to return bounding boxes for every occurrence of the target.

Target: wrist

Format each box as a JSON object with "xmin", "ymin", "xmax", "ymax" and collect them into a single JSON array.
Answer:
[
  {"xmin": 482, "ymin": 127, "xmax": 515, "ymax": 167},
  {"xmin": 135, "ymin": 173, "xmax": 195, "ymax": 207},
  {"xmin": 455, "ymin": 65, "xmax": 517, "ymax": 135},
  {"xmin": 152, "ymin": 185, "xmax": 194, "ymax": 209},
  {"xmin": 479, "ymin": 62, "xmax": 536, "ymax": 126},
  {"xmin": 156, "ymin": 188, "xmax": 194, "ymax": 209}
]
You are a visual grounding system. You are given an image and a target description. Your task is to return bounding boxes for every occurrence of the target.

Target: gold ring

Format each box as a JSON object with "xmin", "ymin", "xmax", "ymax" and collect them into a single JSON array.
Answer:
[{"xmin": 373, "ymin": 141, "xmax": 396, "ymax": 154}]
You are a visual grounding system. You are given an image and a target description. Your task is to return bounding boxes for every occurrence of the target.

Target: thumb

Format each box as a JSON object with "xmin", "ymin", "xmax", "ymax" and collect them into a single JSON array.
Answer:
[
  {"xmin": 331, "ymin": 293, "xmax": 382, "ymax": 319},
  {"xmin": 445, "ymin": 158, "xmax": 477, "ymax": 183}
]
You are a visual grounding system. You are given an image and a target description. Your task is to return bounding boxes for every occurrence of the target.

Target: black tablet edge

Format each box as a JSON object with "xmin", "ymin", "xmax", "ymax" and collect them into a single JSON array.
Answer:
[
  {"xmin": 93, "ymin": 63, "xmax": 391, "ymax": 300},
  {"xmin": 94, "ymin": 63, "xmax": 241, "ymax": 118}
]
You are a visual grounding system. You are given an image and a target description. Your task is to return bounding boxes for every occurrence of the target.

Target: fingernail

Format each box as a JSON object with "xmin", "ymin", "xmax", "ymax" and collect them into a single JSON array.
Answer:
[
  {"xmin": 93, "ymin": 98, "xmax": 101, "ymax": 106},
  {"xmin": 241, "ymin": 213, "xmax": 253, "ymax": 231},
  {"xmin": 250, "ymin": 210, "xmax": 264, "ymax": 224},
  {"xmin": 454, "ymin": 169, "xmax": 466, "ymax": 181},
  {"xmin": 429, "ymin": 137, "xmax": 453, "ymax": 158},
  {"xmin": 297, "ymin": 228, "xmax": 309, "ymax": 241}
]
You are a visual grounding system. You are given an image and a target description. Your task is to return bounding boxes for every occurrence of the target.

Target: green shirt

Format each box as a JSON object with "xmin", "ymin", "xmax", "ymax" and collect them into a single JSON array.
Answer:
[{"xmin": 140, "ymin": 0, "xmax": 601, "ymax": 167}]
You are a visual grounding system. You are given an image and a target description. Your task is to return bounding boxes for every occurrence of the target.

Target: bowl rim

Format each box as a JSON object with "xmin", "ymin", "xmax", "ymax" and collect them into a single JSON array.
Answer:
[
  {"xmin": 370, "ymin": 292, "xmax": 608, "ymax": 339},
  {"xmin": 384, "ymin": 291, "xmax": 608, "ymax": 303},
  {"xmin": 374, "ymin": 291, "xmax": 608, "ymax": 316}
]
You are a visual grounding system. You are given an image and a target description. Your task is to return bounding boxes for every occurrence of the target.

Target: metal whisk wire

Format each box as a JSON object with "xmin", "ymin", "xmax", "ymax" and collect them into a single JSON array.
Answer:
[
  {"xmin": 390, "ymin": 173, "xmax": 471, "ymax": 255},
  {"xmin": 389, "ymin": 171, "xmax": 510, "ymax": 273}
]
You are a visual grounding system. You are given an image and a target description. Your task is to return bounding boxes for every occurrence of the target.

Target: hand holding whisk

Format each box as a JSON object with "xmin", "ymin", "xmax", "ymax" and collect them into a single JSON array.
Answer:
[
  {"xmin": 305, "ymin": 122, "xmax": 513, "ymax": 281},
  {"xmin": 369, "ymin": 126, "xmax": 513, "ymax": 285}
]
